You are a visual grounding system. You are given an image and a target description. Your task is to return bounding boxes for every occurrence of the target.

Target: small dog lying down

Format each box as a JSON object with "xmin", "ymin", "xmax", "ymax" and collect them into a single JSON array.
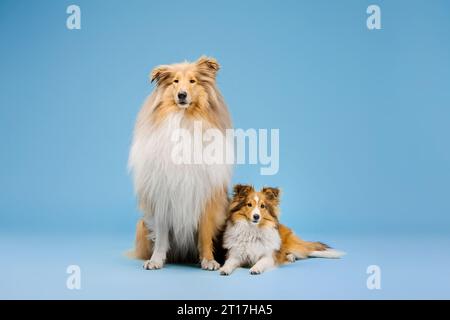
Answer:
[{"xmin": 220, "ymin": 185, "xmax": 344, "ymax": 275}]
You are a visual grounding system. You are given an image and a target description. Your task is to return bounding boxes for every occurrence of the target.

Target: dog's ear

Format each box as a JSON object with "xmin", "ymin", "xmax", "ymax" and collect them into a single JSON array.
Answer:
[
  {"xmin": 230, "ymin": 184, "xmax": 254, "ymax": 214},
  {"xmin": 196, "ymin": 56, "xmax": 220, "ymax": 78},
  {"xmin": 150, "ymin": 65, "xmax": 171, "ymax": 85},
  {"xmin": 232, "ymin": 184, "xmax": 254, "ymax": 199},
  {"xmin": 262, "ymin": 187, "xmax": 281, "ymax": 206}
]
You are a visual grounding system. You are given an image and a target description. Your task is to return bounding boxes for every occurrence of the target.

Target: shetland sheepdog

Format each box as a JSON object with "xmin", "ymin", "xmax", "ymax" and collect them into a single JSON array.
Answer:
[
  {"xmin": 220, "ymin": 185, "xmax": 344, "ymax": 275},
  {"xmin": 128, "ymin": 57, "xmax": 232, "ymax": 270}
]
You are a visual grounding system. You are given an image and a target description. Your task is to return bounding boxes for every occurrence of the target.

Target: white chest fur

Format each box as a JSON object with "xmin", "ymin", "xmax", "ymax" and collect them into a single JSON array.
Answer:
[
  {"xmin": 223, "ymin": 221, "xmax": 281, "ymax": 266},
  {"xmin": 128, "ymin": 111, "xmax": 232, "ymax": 255}
]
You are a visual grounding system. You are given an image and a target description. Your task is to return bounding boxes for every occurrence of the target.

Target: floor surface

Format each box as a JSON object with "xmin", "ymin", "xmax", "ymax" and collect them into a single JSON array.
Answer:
[{"xmin": 1, "ymin": 232, "xmax": 449, "ymax": 299}]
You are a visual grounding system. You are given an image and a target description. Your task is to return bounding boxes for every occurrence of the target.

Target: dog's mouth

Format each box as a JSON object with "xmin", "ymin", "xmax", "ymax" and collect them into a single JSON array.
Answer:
[{"xmin": 177, "ymin": 100, "xmax": 189, "ymax": 108}]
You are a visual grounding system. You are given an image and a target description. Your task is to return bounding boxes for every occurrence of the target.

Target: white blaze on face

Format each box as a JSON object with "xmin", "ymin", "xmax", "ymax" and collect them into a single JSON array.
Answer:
[{"xmin": 251, "ymin": 195, "xmax": 261, "ymax": 222}]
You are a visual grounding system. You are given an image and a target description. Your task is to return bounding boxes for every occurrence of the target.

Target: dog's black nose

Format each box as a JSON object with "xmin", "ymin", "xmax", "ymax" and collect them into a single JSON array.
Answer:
[
  {"xmin": 178, "ymin": 91, "xmax": 187, "ymax": 100},
  {"xmin": 253, "ymin": 213, "xmax": 260, "ymax": 221}
]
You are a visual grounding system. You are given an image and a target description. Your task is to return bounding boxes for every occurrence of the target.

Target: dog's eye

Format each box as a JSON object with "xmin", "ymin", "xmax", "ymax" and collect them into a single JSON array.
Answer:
[
  {"xmin": 190, "ymin": 79, "xmax": 196, "ymax": 83},
  {"xmin": 247, "ymin": 203, "xmax": 252, "ymax": 207},
  {"xmin": 174, "ymin": 79, "xmax": 179, "ymax": 83},
  {"xmin": 260, "ymin": 204, "xmax": 265, "ymax": 209}
]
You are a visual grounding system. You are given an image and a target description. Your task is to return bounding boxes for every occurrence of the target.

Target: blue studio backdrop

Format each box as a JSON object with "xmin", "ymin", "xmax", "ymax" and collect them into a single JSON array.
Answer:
[{"xmin": 0, "ymin": 0, "xmax": 449, "ymax": 299}]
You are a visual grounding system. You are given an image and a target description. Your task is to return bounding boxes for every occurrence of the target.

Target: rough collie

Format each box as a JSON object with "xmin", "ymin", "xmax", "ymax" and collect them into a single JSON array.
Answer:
[
  {"xmin": 128, "ymin": 57, "xmax": 232, "ymax": 270},
  {"xmin": 220, "ymin": 185, "xmax": 344, "ymax": 275}
]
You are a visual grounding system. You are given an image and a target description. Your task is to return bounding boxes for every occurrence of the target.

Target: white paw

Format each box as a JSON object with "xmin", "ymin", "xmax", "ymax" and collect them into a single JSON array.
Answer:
[
  {"xmin": 249, "ymin": 266, "xmax": 263, "ymax": 275},
  {"xmin": 286, "ymin": 253, "xmax": 296, "ymax": 263},
  {"xmin": 143, "ymin": 259, "xmax": 164, "ymax": 270},
  {"xmin": 219, "ymin": 266, "xmax": 233, "ymax": 276},
  {"xmin": 201, "ymin": 258, "xmax": 220, "ymax": 271}
]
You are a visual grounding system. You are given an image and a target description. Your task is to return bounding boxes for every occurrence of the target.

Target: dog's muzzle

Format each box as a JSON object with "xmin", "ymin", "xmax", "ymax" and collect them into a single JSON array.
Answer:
[{"xmin": 177, "ymin": 91, "xmax": 188, "ymax": 106}]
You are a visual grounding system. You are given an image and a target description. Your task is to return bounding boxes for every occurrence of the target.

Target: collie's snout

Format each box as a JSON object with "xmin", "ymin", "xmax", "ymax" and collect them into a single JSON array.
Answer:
[
  {"xmin": 178, "ymin": 91, "xmax": 187, "ymax": 100},
  {"xmin": 177, "ymin": 90, "xmax": 188, "ymax": 106}
]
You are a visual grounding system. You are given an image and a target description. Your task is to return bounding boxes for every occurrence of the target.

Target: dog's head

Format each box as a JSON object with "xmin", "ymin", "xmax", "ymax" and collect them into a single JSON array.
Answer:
[
  {"xmin": 150, "ymin": 56, "xmax": 220, "ymax": 110},
  {"xmin": 229, "ymin": 184, "xmax": 281, "ymax": 228}
]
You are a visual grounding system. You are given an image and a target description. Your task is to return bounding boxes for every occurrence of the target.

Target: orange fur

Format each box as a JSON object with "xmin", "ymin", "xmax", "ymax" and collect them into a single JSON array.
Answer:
[
  {"xmin": 134, "ymin": 219, "xmax": 152, "ymax": 260},
  {"xmin": 275, "ymin": 224, "xmax": 328, "ymax": 264},
  {"xmin": 198, "ymin": 188, "xmax": 229, "ymax": 263}
]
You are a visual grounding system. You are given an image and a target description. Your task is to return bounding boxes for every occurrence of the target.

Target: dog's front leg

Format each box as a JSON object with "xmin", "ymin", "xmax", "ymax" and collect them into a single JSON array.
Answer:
[
  {"xmin": 219, "ymin": 256, "xmax": 241, "ymax": 276},
  {"xmin": 143, "ymin": 221, "xmax": 169, "ymax": 270},
  {"xmin": 198, "ymin": 190, "xmax": 227, "ymax": 271},
  {"xmin": 249, "ymin": 256, "xmax": 275, "ymax": 275},
  {"xmin": 198, "ymin": 213, "xmax": 221, "ymax": 271}
]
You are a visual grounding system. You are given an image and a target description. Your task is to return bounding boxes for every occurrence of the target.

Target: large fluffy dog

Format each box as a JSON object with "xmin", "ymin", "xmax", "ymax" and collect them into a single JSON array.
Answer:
[{"xmin": 128, "ymin": 57, "xmax": 231, "ymax": 270}]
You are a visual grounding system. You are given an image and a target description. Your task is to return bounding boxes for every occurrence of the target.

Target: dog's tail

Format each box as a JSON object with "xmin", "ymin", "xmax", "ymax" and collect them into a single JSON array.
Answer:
[
  {"xmin": 280, "ymin": 225, "xmax": 345, "ymax": 261},
  {"xmin": 125, "ymin": 219, "xmax": 152, "ymax": 260},
  {"xmin": 308, "ymin": 246, "xmax": 345, "ymax": 259},
  {"xmin": 292, "ymin": 239, "xmax": 345, "ymax": 259}
]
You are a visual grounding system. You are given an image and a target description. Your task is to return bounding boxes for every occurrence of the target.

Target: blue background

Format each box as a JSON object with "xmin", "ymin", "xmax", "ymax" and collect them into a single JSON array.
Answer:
[{"xmin": 1, "ymin": 0, "xmax": 449, "ymax": 299}]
